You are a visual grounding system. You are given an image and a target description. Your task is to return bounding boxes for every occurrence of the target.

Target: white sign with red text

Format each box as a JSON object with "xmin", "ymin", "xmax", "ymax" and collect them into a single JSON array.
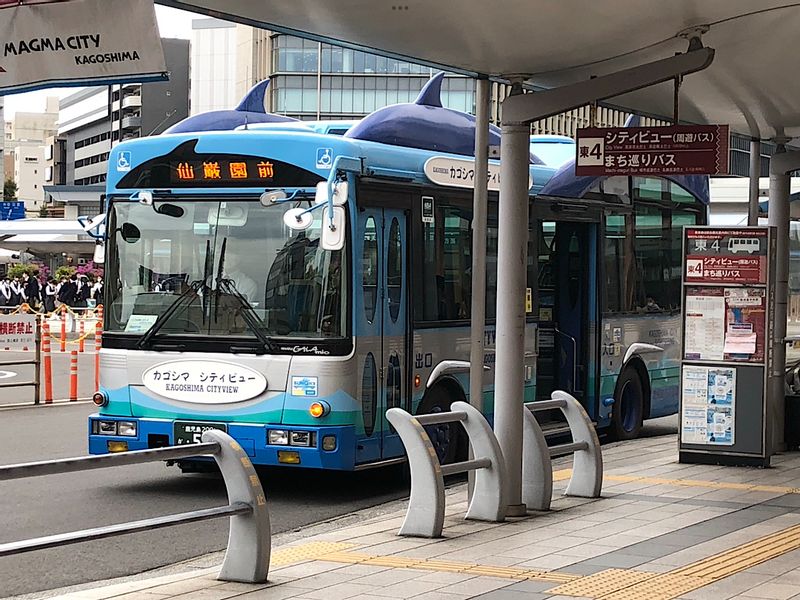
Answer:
[{"xmin": 0, "ymin": 314, "xmax": 36, "ymax": 350}]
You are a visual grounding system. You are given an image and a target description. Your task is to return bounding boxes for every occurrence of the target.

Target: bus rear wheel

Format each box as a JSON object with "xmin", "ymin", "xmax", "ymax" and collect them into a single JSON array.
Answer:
[
  {"xmin": 612, "ymin": 368, "xmax": 644, "ymax": 441},
  {"xmin": 418, "ymin": 384, "xmax": 466, "ymax": 465}
]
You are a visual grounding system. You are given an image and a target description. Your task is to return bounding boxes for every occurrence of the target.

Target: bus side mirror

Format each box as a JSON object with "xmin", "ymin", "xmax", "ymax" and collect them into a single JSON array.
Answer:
[
  {"xmin": 321, "ymin": 206, "xmax": 345, "ymax": 251},
  {"xmin": 93, "ymin": 242, "xmax": 105, "ymax": 264},
  {"xmin": 315, "ymin": 181, "xmax": 348, "ymax": 206}
]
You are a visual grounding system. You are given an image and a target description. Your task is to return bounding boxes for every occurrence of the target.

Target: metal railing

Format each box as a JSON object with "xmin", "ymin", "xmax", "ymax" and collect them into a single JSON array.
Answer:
[
  {"xmin": 522, "ymin": 390, "xmax": 603, "ymax": 511},
  {"xmin": 386, "ymin": 401, "xmax": 507, "ymax": 538},
  {"xmin": 0, "ymin": 430, "xmax": 271, "ymax": 583}
]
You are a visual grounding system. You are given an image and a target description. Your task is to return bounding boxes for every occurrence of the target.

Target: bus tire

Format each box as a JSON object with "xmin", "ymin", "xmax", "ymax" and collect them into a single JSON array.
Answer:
[
  {"xmin": 418, "ymin": 383, "xmax": 466, "ymax": 465},
  {"xmin": 612, "ymin": 368, "xmax": 644, "ymax": 441}
]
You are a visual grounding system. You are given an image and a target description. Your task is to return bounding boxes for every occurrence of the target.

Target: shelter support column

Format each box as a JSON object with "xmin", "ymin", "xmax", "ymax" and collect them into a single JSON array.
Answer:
[
  {"xmin": 768, "ymin": 148, "xmax": 800, "ymax": 454},
  {"xmin": 749, "ymin": 139, "xmax": 761, "ymax": 226},
  {"xmin": 495, "ymin": 119, "xmax": 530, "ymax": 517},
  {"xmin": 469, "ymin": 77, "xmax": 490, "ymax": 412}
]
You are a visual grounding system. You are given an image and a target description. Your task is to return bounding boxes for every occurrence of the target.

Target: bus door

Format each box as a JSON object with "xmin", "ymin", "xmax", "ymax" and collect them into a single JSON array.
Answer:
[
  {"xmin": 534, "ymin": 212, "xmax": 598, "ymax": 413},
  {"xmin": 354, "ymin": 207, "xmax": 408, "ymax": 463}
]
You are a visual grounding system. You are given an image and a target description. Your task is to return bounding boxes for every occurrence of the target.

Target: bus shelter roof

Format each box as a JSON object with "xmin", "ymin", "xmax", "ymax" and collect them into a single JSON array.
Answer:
[{"xmin": 163, "ymin": 0, "xmax": 800, "ymax": 142}]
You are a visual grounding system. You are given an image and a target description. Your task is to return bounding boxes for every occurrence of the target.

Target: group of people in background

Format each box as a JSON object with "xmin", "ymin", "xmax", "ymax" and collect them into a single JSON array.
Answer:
[{"xmin": 0, "ymin": 271, "xmax": 103, "ymax": 312}]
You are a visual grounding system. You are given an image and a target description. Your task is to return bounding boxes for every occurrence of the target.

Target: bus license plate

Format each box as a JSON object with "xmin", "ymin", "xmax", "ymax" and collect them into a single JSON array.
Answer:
[{"xmin": 174, "ymin": 421, "xmax": 227, "ymax": 445}]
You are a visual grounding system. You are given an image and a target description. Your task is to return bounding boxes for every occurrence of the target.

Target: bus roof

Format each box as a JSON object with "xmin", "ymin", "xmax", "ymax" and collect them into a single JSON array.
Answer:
[{"xmin": 105, "ymin": 127, "xmax": 556, "ymax": 196}]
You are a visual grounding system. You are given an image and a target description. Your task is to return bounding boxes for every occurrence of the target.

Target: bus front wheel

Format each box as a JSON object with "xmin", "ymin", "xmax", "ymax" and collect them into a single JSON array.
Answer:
[
  {"xmin": 418, "ymin": 384, "xmax": 466, "ymax": 465},
  {"xmin": 612, "ymin": 368, "xmax": 644, "ymax": 441}
]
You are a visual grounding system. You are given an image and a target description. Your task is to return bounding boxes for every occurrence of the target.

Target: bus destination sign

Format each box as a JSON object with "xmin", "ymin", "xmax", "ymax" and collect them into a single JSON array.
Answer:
[
  {"xmin": 171, "ymin": 159, "xmax": 276, "ymax": 185},
  {"xmin": 684, "ymin": 228, "xmax": 768, "ymax": 285},
  {"xmin": 575, "ymin": 124, "xmax": 729, "ymax": 176}
]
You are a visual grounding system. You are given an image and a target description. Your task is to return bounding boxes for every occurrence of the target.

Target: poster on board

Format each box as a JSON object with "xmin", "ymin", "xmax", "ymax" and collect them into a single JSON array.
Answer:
[
  {"xmin": 684, "ymin": 288, "xmax": 725, "ymax": 360},
  {"xmin": 681, "ymin": 365, "xmax": 736, "ymax": 446}
]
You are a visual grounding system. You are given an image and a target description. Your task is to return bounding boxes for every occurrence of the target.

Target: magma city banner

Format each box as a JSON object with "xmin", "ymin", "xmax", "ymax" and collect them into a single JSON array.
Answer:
[{"xmin": 0, "ymin": 0, "xmax": 167, "ymax": 94}]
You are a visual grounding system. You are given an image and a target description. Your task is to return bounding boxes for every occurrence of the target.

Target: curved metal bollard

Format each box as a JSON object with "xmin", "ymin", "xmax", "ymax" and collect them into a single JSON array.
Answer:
[
  {"xmin": 386, "ymin": 408, "xmax": 446, "ymax": 537},
  {"xmin": 204, "ymin": 430, "xmax": 272, "ymax": 583},
  {"xmin": 522, "ymin": 408, "xmax": 553, "ymax": 511},
  {"xmin": 452, "ymin": 401, "xmax": 508, "ymax": 523},
  {"xmin": 387, "ymin": 401, "xmax": 507, "ymax": 538},
  {"xmin": 552, "ymin": 391, "xmax": 603, "ymax": 498},
  {"xmin": 522, "ymin": 390, "xmax": 603, "ymax": 511}
]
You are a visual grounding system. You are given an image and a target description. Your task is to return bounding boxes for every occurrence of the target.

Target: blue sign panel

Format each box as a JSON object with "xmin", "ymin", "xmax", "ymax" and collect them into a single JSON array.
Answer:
[{"xmin": 0, "ymin": 201, "xmax": 25, "ymax": 220}]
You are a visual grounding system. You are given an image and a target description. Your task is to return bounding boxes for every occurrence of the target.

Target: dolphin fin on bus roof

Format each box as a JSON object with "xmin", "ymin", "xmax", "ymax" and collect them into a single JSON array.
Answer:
[
  {"xmin": 235, "ymin": 79, "xmax": 270, "ymax": 113},
  {"xmin": 414, "ymin": 72, "xmax": 444, "ymax": 108},
  {"xmin": 345, "ymin": 72, "xmax": 543, "ymax": 163},
  {"xmin": 163, "ymin": 79, "xmax": 298, "ymax": 134}
]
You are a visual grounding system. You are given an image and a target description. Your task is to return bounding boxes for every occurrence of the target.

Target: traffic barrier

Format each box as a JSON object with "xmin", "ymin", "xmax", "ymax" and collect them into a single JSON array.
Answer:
[
  {"xmin": 59, "ymin": 305, "xmax": 66, "ymax": 353},
  {"xmin": 42, "ymin": 322, "xmax": 53, "ymax": 404},
  {"xmin": 0, "ymin": 430, "xmax": 271, "ymax": 583},
  {"xmin": 386, "ymin": 401, "xmax": 507, "ymax": 538},
  {"xmin": 79, "ymin": 319, "xmax": 85, "ymax": 353},
  {"xmin": 522, "ymin": 390, "xmax": 603, "ymax": 511},
  {"xmin": 69, "ymin": 350, "xmax": 78, "ymax": 402},
  {"xmin": 94, "ymin": 322, "xmax": 101, "ymax": 392}
]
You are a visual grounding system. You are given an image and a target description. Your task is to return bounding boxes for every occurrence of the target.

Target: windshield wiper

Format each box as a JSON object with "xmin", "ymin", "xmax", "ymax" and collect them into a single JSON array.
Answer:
[
  {"xmin": 136, "ymin": 240, "xmax": 214, "ymax": 349},
  {"xmin": 136, "ymin": 279, "xmax": 205, "ymax": 349},
  {"xmin": 216, "ymin": 277, "xmax": 276, "ymax": 352}
]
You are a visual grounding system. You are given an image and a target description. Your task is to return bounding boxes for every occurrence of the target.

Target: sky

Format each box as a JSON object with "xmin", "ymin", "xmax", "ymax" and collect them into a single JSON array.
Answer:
[{"xmin": 2, "ymin": 5, "xmax": 199, "ymax": 119}]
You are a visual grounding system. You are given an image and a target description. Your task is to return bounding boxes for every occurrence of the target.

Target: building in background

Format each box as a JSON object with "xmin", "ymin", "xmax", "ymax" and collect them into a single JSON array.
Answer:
[
  {"xmin": 3, "ymin": 96, "xmax": 58, "ymax": 212},
  {"xmin": 54, "ymin": 38, "xmax": 190, "ymax": 189},
  {"xmin": 190, "ymin": 18, "xmax": 237, "ymax": 114}
]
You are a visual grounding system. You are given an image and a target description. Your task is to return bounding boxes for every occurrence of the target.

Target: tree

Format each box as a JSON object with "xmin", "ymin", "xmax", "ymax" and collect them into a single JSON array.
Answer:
[
  {"xmin": 3, "ymin": 178, "xmax": 17, "ymax": 200},
  {"xmin": 7, "ymin": 263, "xmax": 34, "ymax": 279},
  {"xmin": 55, "ymin": 265, "xmax": 76, "ymax": 280}
]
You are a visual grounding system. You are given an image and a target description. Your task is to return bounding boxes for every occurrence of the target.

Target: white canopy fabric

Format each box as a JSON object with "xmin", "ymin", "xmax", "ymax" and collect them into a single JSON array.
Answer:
[{"xmin": 162, "ymin": 0, "xmax": 800, "ymax": 141}]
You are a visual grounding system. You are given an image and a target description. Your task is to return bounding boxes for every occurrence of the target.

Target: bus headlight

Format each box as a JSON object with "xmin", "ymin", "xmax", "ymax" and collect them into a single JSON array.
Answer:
[
  {"xmin": 95, "ymin": 420, "xmax": 117, "ymax": 435},
  {"xmin": 117, "ymin": 421, "xmax": 137, "ymax": 437},
  {"xmin": 290, "ymin": 431, "xmax": 311, "ymax": 447},
  {"xmin": 92, "ymin": 392, "xmax": 108, "ymax": 407},
  {"xmin": 268, "ymin": 430, "xmax": 289, "ymax": 445}
]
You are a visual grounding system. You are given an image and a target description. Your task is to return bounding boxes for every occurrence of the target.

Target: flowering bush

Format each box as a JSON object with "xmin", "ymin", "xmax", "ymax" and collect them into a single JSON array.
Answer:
[{"xmin": 76, "ymin": 261, "xmax": 103, "ymax": 280}]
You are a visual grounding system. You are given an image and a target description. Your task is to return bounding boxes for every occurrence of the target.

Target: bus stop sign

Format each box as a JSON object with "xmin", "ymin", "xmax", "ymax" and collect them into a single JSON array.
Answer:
[{"xmin": 575, "ymin": 124, "xmax": 729, "ymax": 176}]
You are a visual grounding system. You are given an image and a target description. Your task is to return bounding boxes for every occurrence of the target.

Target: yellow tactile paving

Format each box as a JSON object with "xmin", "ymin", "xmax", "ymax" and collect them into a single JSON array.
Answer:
[
  {"xmin": 270, "ymin": 541, "xmax": 356, "ymax": 566},
  {"xmin": 600, "ymin": 573, "xmax": 710, "ymax": 600},
  {"xmin": 602, "ymin": 472, "xmax": 800, "ymax": 494},
  {"xmin": 549, "ymin": 523, "xmax": 800, "ymax": 599},
  {"xmin": 673, "ymin": 523, "xmax": 800, "ymax": 580},
  {"xmin": 317, "ymin": 549, "xmax": 581, "ymax": 583},
  {"xmin": 546, "ymin": 569, "xmax": 655, "ymax": 597},
  {"xmin": 276, "ymin": 472, "xmax": 800, "ymax": 598}
]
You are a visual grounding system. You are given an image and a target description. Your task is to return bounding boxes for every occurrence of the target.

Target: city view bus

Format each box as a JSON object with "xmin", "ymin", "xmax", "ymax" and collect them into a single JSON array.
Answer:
[{"xmin": 88, "ymin": 77, "xmax": 708, "ymax": 470}]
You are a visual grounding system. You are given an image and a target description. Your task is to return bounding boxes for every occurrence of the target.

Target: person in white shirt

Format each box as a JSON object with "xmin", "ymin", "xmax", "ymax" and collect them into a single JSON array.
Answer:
[
  {"xmin": 221, "ymin": 254, "xmax": 258, "ymax": 303},
  {"xmin": 9, "ymin": 276, "xmax": 25, "ymax": 306},
  {"xmin": 43, "ymin": 278, "xmax": 57, "ymax": 313},
  {"xmin": 0, "ymin": 278, "xmax": 11, "ymax": 307}
]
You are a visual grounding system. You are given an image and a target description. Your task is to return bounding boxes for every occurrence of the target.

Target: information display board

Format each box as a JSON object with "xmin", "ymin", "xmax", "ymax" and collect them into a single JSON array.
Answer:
[{"xmin": 679, "ymin": 226, "xmax": 775, "ymax": 466}]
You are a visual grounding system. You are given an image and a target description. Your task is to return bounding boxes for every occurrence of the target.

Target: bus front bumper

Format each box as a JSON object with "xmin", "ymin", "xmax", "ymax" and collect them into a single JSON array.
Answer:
[{"xmin": 87, "ymin": 415, "xmax": 357, "ymax": 470}]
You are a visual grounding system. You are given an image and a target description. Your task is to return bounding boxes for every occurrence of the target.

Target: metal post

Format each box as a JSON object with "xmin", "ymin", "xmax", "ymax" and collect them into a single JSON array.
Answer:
[
  {"xmin": 468, "ymin": 77, "xmax": 490, "ymax": 503},
  {"xmin": 749, "ymin": 139, "xmax": 762, "ymax": 225},
  {"xmin": 33, "ymin": 317, "xmax": 41, "ymax": 405},
  {"xmin": 495, "ymin": 100, "xmax": 530, "ymax": 517},
  {"xmin": 768, "ymin": 145, "xmax": 792, "ymax": 454},
  {"xmin": 469, "ymin": 77, "xmax": 490, "ymax": 414}
]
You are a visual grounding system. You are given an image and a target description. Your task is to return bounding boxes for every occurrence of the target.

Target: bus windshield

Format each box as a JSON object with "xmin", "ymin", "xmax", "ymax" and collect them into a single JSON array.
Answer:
[{"xmin": 106, "ymin": 197, "xmax": 346, "ymax": 340}]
